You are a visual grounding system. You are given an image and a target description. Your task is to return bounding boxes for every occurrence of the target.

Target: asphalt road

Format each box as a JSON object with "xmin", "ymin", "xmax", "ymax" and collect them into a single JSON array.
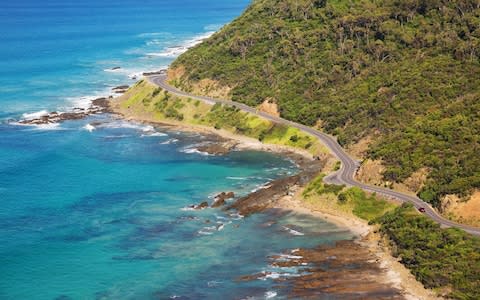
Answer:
[{"xmin": 149, "ymin": 73, "xmax": 480, "ymax": 236}]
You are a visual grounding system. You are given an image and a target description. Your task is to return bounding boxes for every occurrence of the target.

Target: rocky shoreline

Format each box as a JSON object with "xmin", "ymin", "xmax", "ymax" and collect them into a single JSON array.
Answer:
[
  {"xmin": 169, "ymin": 139, "xmax": 425, "ymax": 298},
  {"xmin": 17, "ymin": 97, "xmax": 113, "ymax": 126},
  {"xmin": 227, "ymin": 154, "xmax": 324, "ymax": 216},
  {"xmin": 238, "ymin": 240, "xmax": 405, "ymax": 299},
  {"xmin": 12, "ymin": 85, "xmax": 435, "ymax": 299}
]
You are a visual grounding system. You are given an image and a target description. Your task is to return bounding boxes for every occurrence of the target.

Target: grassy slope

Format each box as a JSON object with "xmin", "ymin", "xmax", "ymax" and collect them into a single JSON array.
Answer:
[
  {"xmin": 117, "ymin": 80, "xmax": 328, "ymax": 156},
  {"xmin": 171, "ymin": 0, "xmax": 480, "ymax": 208},
  {"xmin": 302, "ymin": 173, "xmax": 396, "ymax": 222}
]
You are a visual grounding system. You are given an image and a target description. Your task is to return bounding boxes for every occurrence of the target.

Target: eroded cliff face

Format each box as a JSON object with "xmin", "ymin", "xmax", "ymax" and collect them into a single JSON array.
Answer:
[
  {"xmin": 168, "ymin": 66, "xmax": 232, "ymax": 100},
  {"xmin": 441, "ymin": 190, "xmax": 480, "ymax": 227}
]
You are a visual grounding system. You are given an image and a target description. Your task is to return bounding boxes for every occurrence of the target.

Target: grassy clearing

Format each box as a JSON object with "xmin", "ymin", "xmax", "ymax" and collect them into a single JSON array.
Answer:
[
  {"xmin": 302, "ymin": 174, "xmax": 395, "ymax": 222},
  {"xmin": 117, "ymin": 80, "xmax": 327, "ymax": 156}
]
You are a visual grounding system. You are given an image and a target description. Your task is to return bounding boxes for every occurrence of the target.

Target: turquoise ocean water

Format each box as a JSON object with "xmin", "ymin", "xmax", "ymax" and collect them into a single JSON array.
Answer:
[{"xmin": 0, "ymin": 1, "xmax": 354, "ymax": 299}]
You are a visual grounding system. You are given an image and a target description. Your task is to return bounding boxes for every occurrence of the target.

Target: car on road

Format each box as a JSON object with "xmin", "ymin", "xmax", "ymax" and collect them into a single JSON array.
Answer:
[{"xmin": 418, "ymin": 207, "xmax": 426, "ymax": 213}]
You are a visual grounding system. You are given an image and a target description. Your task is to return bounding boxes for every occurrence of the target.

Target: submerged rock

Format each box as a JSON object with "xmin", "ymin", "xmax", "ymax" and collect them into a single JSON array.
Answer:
[
  {"xmin": 188, "ymin": 201, "xmax": 209, "ymax": 210},
  {"xmin": 196, "ymin": 140, "xmax": 238, "ymax": 155},
  {"xmin": 225, "ymin": 151, "xmax": 327, "ymax": 216},
  {"xmin": 239, "ymin": 241, "xmax": 405, "ymax": 299}
]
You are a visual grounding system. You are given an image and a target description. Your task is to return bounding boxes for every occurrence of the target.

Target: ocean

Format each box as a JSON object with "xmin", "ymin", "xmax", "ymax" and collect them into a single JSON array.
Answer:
[{"xmin": 0, "ymin": 1, "xmax": 354, "ymax": 299}]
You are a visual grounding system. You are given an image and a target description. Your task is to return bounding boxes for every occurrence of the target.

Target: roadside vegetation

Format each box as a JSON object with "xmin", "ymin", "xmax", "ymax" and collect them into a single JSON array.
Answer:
[
  {"xmin": 172, "ymin": 0, "xmax": 480, "ymax": 209},
  {"xmin": 118, "ymin": 80, "xmax": 326, "ymax": 155},
  {"xmin": 302, "ymin": 174, "xmax": 480, "ymax": 299}
]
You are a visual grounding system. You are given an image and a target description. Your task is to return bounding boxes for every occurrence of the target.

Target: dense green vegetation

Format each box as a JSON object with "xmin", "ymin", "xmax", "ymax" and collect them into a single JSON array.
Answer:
[
  {"xmin": 172, "ymin": 0, "xmax": 480, "ymax": 208},
  {"xmin": 376, "ymin": 204, "xmax": 480, "ymax": 299},
  {"xmin": 302, "ymin": 174, "xmax": 395, "ymax": 221}
]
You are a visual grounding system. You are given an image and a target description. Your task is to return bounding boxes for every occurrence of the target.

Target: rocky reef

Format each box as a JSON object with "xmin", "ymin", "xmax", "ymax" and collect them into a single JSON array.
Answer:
[
  {"xmin": 18, "ymin": 97, "xmax": 112, "ymax": 125},
  {"xmin": 227, "ymin": 153, "xmax": 324, "ymax": 216},
  {"xmin": 238, "ymin": 240, "xmax": 404, "ymax": 299}
]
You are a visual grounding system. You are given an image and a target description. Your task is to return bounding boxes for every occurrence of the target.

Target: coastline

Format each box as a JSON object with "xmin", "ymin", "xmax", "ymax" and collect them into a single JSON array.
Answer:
[
  {"xmin": 109, "ymin": 93, "xmax": 439, "ymax": 299},
  {"xmin": 112, "ymin": 104, "xmax": 318, "ymax": 161}
]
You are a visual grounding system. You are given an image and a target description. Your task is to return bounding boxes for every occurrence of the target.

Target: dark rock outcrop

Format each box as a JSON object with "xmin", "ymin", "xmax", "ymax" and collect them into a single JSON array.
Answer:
[
  {"xmin": 112, "ymin": 85, "xmax": 129, "ymax": 90},
  {"xmin": 18, "ymin": 97, "xmax": 112, "ymax": 125},
  {"xmin": 187, "ymin": 201, "xmax": 209, "ymax": 210},
  {"xmin": 197, "ymin": 141, "xmax": 238, "ymax": 155},
  {"xmin": 227, "ymin": 157, "xmax": 324, "ymax": 216},
  {"xmin": 112, "ymin": 85, "xmax": 129, "ymax": 94},
  {"xmin": 211, "ymin": 192, "xmax": 235, "ymax": 208}
]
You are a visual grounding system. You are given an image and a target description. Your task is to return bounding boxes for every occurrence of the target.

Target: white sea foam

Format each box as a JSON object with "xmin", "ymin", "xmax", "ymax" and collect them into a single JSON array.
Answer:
[
  {"xmin": 159, "ymin": 138, "xmax": 179, "ymax": 145},
  {"xmin": 27, "ymin": 123, "xmax": 62, "ymax": 131},
  {"xmin": 265, "ymin": 291, "xmax": 277, "ymax": 299},
  {"xmin": 101, "ymin": 121, "xmax": 157, "ymax": 133},
  {"xmin": 103, "ymin": 68, "xmax": 121, "ymax": 73},
  {"xmin": 229, "ymin": 212, "xmax": 244, "ymax": 220},
  {"xmin": 103, "ymin": 135, "xmax": 130, "ymax": 139},
  {"xmin": 137, "ymin": 32, "xmax": 172, "ymax": 38},
  {"xmin": 226, "ymin": 176, "xmax": 249, "ymax": 180},
  {"xmin": 263, "ymin": 271, "xmax": 301, "ymax": 280},
  {"xmin": 198, "ymin": 230, "xmax": 214, "ymax": 235},
  {"xmin": 180, "ymin": 206, "xmax": 196, "ymax": 211},
  {"xmin": 146, "ymin": 31, "xmax": 215, "ymax": 58},
  {"xmin": 139, "ymin": 125, "xmax": 168, "ymax": 137},
  {"xmin": 142, "ymin": 125, "xmax": 155, "ymax": 132},
  {"xmin": 282, "ymin": 226, "xmax": 305, "ymax": 236},
  {"xmin": 22, "ymin": 110, "xmax": 49, "ymax": 120},
  {"xmin": 83, "ymin": 124, "xmax": 96, "ymax": 132},
  {"xmin": 207, "ymin": 280, "xmax": 222, "ymax": 288},
  {"xmin": 141, "ymin": 132, "xmax": 168, "ymax": 137},
  {"xmin": 251, "ymin": 183, "xmax": 272, "ymax": 193},
  {"xmin": 277, "ymin": 254, "xmax": 303, "ymax": 260},
  {"xmin": 64, "ymin": 88, "xmax": 113, "ymax": 110},
  {"xmin": 180, "ymin": 147, "xmax": 210, "ymax": 156}
]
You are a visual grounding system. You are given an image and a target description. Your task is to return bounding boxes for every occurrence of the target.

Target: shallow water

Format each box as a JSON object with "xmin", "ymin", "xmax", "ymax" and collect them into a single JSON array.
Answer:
[
  {"xmin": 0, "ymin": 117, "xmax": 354, "ymax": 299},
  {"xmin": 0, "ymin": 1, "xmax": 356, "ymax": 299}
]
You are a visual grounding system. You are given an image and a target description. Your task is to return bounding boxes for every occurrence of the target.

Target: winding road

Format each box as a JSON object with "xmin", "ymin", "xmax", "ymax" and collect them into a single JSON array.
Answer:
[{"xmin": 148, "ymin": 73, "xmax": 480, "ymax": 236}]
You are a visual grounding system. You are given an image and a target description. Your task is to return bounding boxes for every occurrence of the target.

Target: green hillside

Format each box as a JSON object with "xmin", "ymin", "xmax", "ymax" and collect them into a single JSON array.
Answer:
[{"xmin": 171, "ymin": 0, "xmax": 480, "ymax": 208}]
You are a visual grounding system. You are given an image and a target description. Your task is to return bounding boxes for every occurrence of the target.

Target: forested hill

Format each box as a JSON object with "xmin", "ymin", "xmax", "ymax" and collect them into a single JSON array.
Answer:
[{"xmin": 171, "ymin": 0, "xmax": 480, "ymax": 209}]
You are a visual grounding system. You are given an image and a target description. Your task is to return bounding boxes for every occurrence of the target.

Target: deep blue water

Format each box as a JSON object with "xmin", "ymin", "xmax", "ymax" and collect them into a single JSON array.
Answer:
[
  {"xmin": 0, "ymin": 0, "xmax": 250, "ymax": 116},
  {"xmin": 0, "ymin": 1, "xmax": 354, "ymax": 299}
]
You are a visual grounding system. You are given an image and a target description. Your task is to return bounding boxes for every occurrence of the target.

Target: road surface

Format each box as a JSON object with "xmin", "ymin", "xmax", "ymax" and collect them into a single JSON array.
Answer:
[{"xmin": 148, "ymin": 73, "xmax": 480, "ymax": 236}]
